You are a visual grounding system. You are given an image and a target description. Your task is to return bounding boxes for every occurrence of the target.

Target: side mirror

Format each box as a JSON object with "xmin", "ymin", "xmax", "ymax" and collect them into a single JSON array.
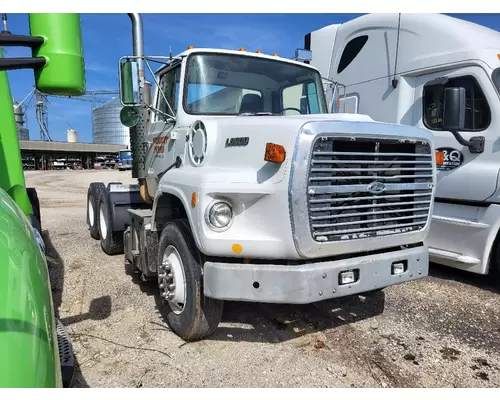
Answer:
[
  {"xmin": 442, "ymin": 87, "xmax": 465, "ymax": 132},
  {"xmin": 119, "ymin": 59, "xmax": 140, "ymax": 106},
  {"xmin": 440, "ymin": 86, "xmax": 484, "ymax": 154},
  {"xmin": 294, "ymin": 48, "xmax": 312, "ymax": 62},
  {"xmin": 29, "ymin": 14, "xmax": 86, "ymax": 96},
  {"xmin": 144, "ymin": 81, "xmax": 153, "ymax": 107},
  {"xmin": 144, "ymin": 81, "xmax": 153, "ymax": 130}
]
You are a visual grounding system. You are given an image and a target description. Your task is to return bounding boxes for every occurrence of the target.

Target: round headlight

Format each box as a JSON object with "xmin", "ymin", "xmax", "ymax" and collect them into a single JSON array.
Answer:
[{"xmin": 208, "ymin": 202, "xmax": 233, "ymax": 230}]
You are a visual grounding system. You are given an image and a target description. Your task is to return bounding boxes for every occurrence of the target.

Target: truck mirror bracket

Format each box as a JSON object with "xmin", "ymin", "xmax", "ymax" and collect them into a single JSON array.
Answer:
[
  {"xmin": 467, "ymin": 136, "xmax": 485, "ymax": 154},
  {"xmin": 157, "ymin": 156, "xmax": 182, "ymax": 180},
  {"xmin": 449, "ymin": 130, "xmax": 485, "ymax": 154}
]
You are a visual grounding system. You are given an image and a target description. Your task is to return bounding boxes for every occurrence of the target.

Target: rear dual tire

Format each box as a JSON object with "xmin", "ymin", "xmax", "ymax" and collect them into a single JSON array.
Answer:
[
  {"xmin": 86, "ymin": 182, "xmax": 124, "ymax": 255},
  {"xmin": 86, "ymin": 182, "xmax": 106, "ymax": 240},
  {"xmin": 98, "ymin": 188, "xmax": 124, "ymax": 255}
]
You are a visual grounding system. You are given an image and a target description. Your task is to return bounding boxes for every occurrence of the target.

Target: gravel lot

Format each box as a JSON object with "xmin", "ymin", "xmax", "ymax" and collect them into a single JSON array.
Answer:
[{"xmin": 25, "ymin": 169, "xmax": 500, "ymax": 388}]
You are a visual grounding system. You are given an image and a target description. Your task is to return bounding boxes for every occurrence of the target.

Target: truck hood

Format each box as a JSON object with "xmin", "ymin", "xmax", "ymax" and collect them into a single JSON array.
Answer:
[{"xmin": 196, "ymin": 113, "xmax": 375, "ymax": 185}]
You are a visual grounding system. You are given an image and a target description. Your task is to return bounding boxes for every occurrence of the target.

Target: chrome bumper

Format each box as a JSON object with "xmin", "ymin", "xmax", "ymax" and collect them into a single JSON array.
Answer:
[{"xmin": 203, "ymin": 245, "xmax": 428, "ymax": 304}]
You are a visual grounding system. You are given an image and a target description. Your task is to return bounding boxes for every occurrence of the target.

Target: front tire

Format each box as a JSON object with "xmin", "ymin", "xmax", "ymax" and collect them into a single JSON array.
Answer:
[
  {"xmin": 27, "ymin": 187, "xmax": 41, "ymax": 231},
  {"xmin": 157, "ymin": 219, "xmax": 224, "ymax": 341}
]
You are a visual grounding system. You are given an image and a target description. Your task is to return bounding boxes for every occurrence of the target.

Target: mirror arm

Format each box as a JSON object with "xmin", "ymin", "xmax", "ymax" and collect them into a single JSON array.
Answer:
[
  {"xmin": 147, "ymin": 104, "xmax": 175, "ymax": 122},
  {"xmin": 449, "ymin": 130, "xmax": 471, "ymax": 147}
]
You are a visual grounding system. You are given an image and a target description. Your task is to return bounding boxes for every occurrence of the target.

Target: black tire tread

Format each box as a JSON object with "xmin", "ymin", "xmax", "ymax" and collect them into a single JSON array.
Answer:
[
  {"xmin": 98, "ymin": 192, "xmax": 124, "ymax": 255},
  {"xmin": 87, "ymin": 182, "xmax": 106, "ymax": 240},
  {"xmin": 26, "ymin": 187, "xmax": 41, "ymax": 231},
  {"xmin": 157, "ymin": 218, "xmax": 223, "ymax": 341}
]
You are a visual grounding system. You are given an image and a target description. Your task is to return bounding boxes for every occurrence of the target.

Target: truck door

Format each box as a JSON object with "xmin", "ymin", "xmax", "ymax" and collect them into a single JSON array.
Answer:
[
  {"xmin": 413, "ymin": 66, "xmax": 499, "ymax": 202},
  {"xmin": 145, "ymin": 64, "xmax": 181, "ymax": 193}
]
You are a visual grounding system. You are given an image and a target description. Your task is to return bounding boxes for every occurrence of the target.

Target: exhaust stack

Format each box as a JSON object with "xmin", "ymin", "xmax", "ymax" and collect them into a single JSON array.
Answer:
[{"xmin": 127, "ymin": 13, "xmax": 152, "ymax": 203}]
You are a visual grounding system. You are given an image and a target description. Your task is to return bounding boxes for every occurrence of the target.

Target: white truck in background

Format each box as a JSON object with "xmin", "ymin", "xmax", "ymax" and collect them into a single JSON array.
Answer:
[
  {"xmin": 305, "ymin": 13, "xmax": 500, "ymax": 277},
  {"xmin": 85, "ymin": 13, "xmax": 437, "ymax": 341}
]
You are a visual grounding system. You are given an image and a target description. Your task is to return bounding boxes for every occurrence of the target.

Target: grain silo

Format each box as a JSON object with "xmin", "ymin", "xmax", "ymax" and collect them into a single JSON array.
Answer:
[
  {"xmin": 92, "ymin": 97, "xmax": 130, "ymax": 146},
  {"xmin": 67, "ymin": 128, "xmax": 78, "ymax": 142},
  {"xmin": 13, "ymin": 100, "xmax": 30, "ymax": 141}
]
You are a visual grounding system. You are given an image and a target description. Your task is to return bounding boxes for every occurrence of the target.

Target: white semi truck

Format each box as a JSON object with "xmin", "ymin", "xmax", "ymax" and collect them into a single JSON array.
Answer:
[
  {"xmin": 305, "ymin": 13, "xmax": 500, "ymax": 277},
  {"xmin": 86, "ymin": 13, "xmax": 437, "ymax": 341}
]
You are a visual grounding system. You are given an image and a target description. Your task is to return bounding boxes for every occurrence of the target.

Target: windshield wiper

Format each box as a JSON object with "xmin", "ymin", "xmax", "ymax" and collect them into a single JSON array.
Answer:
[{"xmin": 238, "ymin": 112, "xmax": 279, "ymax": 116}]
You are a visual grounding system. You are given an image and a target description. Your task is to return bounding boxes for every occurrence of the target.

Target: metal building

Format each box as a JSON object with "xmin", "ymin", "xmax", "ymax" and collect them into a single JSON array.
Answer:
[
  {"xmin": 92, "ymin": 97, "xmax": 130, "ymax": 147},
  {"xmin": 13, "ymin": 100, "xmax": 30, "ymax": 141}
]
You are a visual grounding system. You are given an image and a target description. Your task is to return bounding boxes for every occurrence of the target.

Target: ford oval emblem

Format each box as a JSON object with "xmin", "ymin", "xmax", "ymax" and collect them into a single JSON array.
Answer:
[{"xmin": 367, "ymin": 181, "xmax": 386, "ymax": 194}]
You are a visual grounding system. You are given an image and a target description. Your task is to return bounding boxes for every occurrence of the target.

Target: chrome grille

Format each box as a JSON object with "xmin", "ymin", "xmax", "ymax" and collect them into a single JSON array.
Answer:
[{"xmin": 308, "ymin": 136, "xmax": 434, "ymax": 242}]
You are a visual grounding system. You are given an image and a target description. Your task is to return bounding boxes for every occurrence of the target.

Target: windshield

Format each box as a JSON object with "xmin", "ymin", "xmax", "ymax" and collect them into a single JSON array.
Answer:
[
  {"xmin": 494, "ymin": 68, "xmax": 500, "ymax": 96},
  {"xmin": 183, "ymin": 53, "xmax": 327, "ymax": 116}
]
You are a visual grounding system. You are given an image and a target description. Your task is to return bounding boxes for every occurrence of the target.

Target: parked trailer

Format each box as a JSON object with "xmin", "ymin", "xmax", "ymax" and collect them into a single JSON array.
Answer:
[
  {"xmin": 86, "ymin": 13, "xmax": 437, "ymax": 342},
  {"xmin": 305, "ymin": 13, "xmax": 500, "ymax": 277}
]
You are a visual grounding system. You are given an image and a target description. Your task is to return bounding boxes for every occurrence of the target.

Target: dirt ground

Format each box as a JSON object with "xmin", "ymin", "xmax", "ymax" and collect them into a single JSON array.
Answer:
[{"xmin": 25, "ymin": 169, "xmax": 500, "ymax": 388}]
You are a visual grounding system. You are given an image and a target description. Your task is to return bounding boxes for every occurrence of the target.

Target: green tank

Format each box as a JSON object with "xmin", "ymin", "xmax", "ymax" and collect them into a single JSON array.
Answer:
[
  {"xmin": 29, "ymin": 13, "xmax": 86, "ymax": 96},
  {"xmin": 0, "ymin": 48, "xmax": 32, "ymax": 217},
  {"xmin": 0, "ymin": 13, "xmax": 85, "ymax": 387},
  {"xmin": 0, "ymin": 188, "xmax": 62, "ymax": 388}
]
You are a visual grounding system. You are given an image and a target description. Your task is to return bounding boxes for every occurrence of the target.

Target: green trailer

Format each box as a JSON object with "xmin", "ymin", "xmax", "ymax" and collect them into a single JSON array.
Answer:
[{"xmin": 0, "ymin": 13, "xmax": 85, "ymax": 388}]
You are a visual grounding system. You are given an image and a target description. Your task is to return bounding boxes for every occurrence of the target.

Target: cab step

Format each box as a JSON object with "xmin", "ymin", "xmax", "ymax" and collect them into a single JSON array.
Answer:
[
  {"xmin": 428, "ymin": 247, "xmax": 480, "ymax": 265},
  {"xmin": 56, "ymin": 319, "xmax": 75, "ymax": 388}
]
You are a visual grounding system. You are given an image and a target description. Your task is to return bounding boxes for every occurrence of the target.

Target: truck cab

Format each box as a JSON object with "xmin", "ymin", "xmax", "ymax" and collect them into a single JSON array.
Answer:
[
  {"xmin": 306, "ymin": 13, "xmax": 500, "ymax": 277},
  {"xmin": 86, "ymin": 31, "xmax": 437, "ymax": 341},
  {"xmin": 118, "ymin": 149, "xmax": 133, "ymax": 171}
]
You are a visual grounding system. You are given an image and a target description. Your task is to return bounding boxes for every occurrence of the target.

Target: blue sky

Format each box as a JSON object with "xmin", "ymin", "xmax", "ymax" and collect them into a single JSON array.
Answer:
[{"xmin": 4, "ymin": 13, "xmax": 500, "ymax": 143}]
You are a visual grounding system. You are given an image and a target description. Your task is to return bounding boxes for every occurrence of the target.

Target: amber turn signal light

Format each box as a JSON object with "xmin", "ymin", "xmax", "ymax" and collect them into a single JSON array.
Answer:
[
  {"xmin": 435, "ymin": 151, "xmax": 444, "ymax": 166},
  {"xmin": 264, "ymin": 143, "xmax": 286, "ymax": 163}
]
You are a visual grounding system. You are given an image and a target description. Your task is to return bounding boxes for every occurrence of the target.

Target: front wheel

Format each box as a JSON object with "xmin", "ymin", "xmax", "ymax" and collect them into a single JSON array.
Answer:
[
  {"xmin": 26, "ymin": 187, "xmax": 41, "ymax": 231},
  {"xmin": 157, "ymin": 219, "xmax": 224, "ymax": 341}
]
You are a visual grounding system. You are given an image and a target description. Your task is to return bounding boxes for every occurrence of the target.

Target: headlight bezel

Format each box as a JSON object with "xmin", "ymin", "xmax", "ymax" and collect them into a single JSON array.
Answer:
[{"xmin": 204, "ymin": 200, "xmax": 234, "ymax": 232}]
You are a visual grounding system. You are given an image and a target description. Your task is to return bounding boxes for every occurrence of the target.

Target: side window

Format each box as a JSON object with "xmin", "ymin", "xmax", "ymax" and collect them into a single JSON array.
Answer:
[
  {"xmin": 337, "ymin": 35, "xmax": 368, "ymax": 74},
  {"xmin": 306, "ymin": 82, "xmax": 320, "ymax": 114},
  {"xmin": 423, "ymin": 75, "xmax": 491, "ymax": 131},
  {"xmin": 157, "ymin": 65, "xmax": 181, "ymax": 118},
  {"xmin": 173, "ymin": 67, "xmax": 181, "ymax": 112},
  {"xmin": 282, "ymin": 83, "xmax": 304, "ymax": 114},
  {"xmin": 282, "ymin": 81, "xmax": 320, "ymax": 114}
]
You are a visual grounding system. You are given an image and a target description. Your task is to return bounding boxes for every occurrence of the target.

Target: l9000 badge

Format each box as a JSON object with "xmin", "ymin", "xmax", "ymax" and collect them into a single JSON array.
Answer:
[{"xmin": 225, "ymin": 137, "xmax": 249, "ymax": 147}]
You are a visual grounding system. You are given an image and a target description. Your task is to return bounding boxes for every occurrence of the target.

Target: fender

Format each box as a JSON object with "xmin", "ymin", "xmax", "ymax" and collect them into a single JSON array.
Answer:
[
  {"xmin": 0, "ymin": 188, "xmax": 62, "ymax": 388},
  {"xmin": 151, "ymin": 185, "xmax": 205, "ymax": 253},
  {"xmin": 106, "ymin": 183, "xmax": 149, "ymax": 232},
  {"xmin": 481, "ymin": 204, "xmax": 500, "ymax": 274}
]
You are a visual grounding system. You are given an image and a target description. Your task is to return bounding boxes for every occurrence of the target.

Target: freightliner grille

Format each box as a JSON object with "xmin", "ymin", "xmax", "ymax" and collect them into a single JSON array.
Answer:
[{"xmin": 308, "ymin": 136, "xmax": 433, "ymax": 242}]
